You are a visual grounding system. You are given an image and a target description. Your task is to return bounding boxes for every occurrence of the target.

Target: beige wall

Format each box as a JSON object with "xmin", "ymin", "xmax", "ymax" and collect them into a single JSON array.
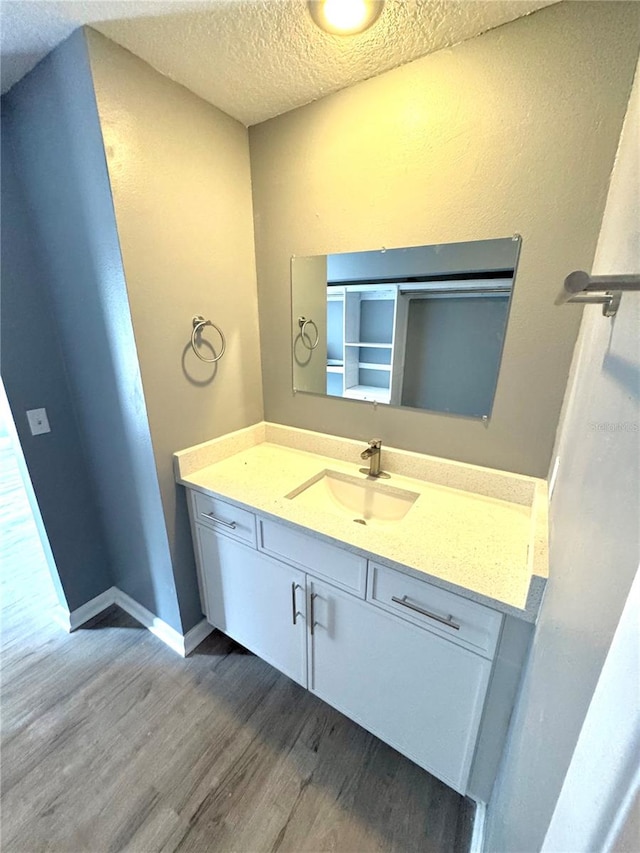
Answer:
[
  {"xmin": 249, "ymin": 1, "xmax": 640, "ymax": 477},
  {"xmin": 87, "ymin": 29, "xmax": 263, "ymax": 626}
]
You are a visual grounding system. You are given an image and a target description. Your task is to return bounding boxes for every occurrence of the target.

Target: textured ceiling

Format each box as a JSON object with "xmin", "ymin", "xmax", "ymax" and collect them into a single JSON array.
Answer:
[{"xmin": 1, "ymin": 0, "xmax": 557, "ymax": 126}]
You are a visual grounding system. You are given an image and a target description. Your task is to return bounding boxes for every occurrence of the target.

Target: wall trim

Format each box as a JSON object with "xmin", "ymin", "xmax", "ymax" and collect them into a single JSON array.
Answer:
[
  {"xmin": 184, "ymin": 618, "xmax": 215, "ymax": 655},
  {"xmin": 53, "ymin": 586, "xmax": 119, "ymax": 632},
  {"xmin": 58, "ymin": 586, "xmax": 212, "ymax": 657},
  {"xmin": 51, "ymin": 605, "xmax": 73, "ymax": 632},
  {"xmin": 113, "ymin": 589, "xmax": 186, "ymax": 656},
  {"xmin": 470, "ymin": 800, "xmax": 486, "ymax": 853}
]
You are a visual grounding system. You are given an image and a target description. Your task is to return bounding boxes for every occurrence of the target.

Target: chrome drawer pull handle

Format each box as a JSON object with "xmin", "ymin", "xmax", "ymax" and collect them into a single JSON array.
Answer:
[
  {"xmin": 291, "ymin": 582, "xmax": 303, "ymax": 625},
  {"xmin": 309, "ymin": 592, "xmax": 317, "ymax": 635},
  {"xmin": 201, "ymin": 512, "xmax": 237, "ymax": 529},
  {"xmin": 391, "ymin": 595, "xmax": 460, "ymax": 631}
]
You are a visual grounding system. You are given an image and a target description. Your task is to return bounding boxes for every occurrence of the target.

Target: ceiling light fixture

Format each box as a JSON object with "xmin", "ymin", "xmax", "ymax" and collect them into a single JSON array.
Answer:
[{"xmin": 308, "ymin": 0, "xmax": 385, "ymax": 36}]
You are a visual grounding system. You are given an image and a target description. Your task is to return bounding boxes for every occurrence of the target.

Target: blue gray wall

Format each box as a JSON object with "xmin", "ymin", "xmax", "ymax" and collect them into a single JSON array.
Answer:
[
  {"xmin": 3, "ymin": 30, "xmax": 189, "ymax": 633},
  {"xmin": 1, "ymin": 119, "xmax": 112, "ymax": 611}
]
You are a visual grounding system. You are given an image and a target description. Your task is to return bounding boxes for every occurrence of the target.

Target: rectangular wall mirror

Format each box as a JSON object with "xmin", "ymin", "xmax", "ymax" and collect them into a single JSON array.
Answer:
[{"xmin": 292, "ymin": 236, "xmax": 521, "ymax": 419}]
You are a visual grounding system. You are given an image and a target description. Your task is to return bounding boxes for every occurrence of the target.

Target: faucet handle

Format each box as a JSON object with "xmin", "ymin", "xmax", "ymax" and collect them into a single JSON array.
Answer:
[{"xmin": 368, "ymin": 439, "xmax": 382, "ymax": 449}]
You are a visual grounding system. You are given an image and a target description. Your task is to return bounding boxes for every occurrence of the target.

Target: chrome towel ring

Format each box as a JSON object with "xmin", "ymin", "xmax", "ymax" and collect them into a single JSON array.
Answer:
[
  {"xmin": 298, "ymin": 316, "xmax": 319, "ymax": 350},
  {"xmin": 191, "ymin": 315, "xmax": 226, "ymax": 363}
]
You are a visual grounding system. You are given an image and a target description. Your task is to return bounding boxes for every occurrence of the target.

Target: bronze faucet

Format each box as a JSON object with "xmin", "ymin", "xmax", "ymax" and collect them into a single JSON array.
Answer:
[{"xmin": 360, "ymin": 439, "xmax": 382, "ymax": 477}]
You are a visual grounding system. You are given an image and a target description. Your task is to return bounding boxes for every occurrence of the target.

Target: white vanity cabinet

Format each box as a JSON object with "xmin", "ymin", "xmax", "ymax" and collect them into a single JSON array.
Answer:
[
  {"xmin": 195, "ymin": 522, "xmax": 307, "ymax": 687},
  {"xmin": 186, "ymin": 489, "xmax": 527, "ymax": 801},
  {"xmin": 307, "ymin": 577, "xmax": 492, "ymax": 793}
]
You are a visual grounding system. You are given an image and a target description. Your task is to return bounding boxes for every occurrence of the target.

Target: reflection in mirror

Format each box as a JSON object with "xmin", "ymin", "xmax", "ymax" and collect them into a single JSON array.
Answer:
[{"xmin": 292, "ymin": 236, "xmax": 521, "ymax": 419}]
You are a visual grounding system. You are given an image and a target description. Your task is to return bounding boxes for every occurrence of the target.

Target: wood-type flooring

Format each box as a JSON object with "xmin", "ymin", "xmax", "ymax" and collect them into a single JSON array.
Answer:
[{"xmin": 1, "ymin": 429, "xmax": 474, "ymax": 853}]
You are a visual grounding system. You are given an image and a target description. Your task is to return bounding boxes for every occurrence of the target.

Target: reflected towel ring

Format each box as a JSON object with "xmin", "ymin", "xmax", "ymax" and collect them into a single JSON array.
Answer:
[
  {"xmin": 298, "ymin": 316, "xmax": 319, "ymax": 350},
  {"xmin": 191, "ymin": 315, "xmax": 226, "ymax": 363}
]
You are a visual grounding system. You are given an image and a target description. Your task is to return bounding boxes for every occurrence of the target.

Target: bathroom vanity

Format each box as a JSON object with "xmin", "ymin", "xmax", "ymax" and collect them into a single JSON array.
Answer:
[{"xmin": 174, "ymin": 422, "xmax": 548, "ymax": 803}]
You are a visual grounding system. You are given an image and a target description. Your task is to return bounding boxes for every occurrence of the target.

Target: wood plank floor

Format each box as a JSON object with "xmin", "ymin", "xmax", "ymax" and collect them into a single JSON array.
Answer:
[{"xmin": 1, "ymin": 432, "xmax": 474, "ymax": 853}]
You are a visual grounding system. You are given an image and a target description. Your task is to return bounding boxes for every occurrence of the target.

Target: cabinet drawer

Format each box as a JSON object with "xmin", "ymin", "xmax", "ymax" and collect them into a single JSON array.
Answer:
[
  {"xmin": 191, "ymin": 490, "xmax": 257, "ymax": 547},
  {"xmin": 368, "ymin": 563, "xmax": 502, "ymax": 659},
  {"xmin": 258, "ymin": 519, "xmax": 367, "ymax": 597}
]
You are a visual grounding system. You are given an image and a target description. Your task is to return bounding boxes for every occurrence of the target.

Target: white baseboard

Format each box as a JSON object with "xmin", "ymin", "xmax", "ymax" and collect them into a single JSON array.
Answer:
[
  {"xmin": 184, "ymin": 619, "xmax": 215, "ymax": 655},
  {"xmin": 58, "ymin": 587, "xmax": 118, "ymax": 632},
  {"xmin": 470, "ymin": 800, "xmax": 486, "ymax": 853},
  {"xmin": 58, "ymin": 586, "xmax": 212, "ymax": 658},
  {"xmin": 113, "ymin": 589, "xmax": 186, "ymax": 656},
  {"xmin": 51, "ymin": 605, "xmax": 73, "ymax": 632}
]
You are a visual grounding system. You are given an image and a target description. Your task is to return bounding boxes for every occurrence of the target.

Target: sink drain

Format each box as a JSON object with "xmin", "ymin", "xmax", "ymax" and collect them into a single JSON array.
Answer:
[{"xmin": 353, "ymin": 518, "xmax": 367, "ymax": 526}]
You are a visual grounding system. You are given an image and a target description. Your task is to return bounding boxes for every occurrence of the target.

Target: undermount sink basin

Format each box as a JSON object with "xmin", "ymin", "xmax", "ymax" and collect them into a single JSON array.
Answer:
[{"xmin": 285, "ymin": 469, "xmax": 419, "ymax": 525}]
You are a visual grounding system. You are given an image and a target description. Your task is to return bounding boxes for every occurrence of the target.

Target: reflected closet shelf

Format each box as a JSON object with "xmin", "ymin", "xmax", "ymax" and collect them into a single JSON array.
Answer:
[
  {"xmin": 344, "ymin": 385, "xmax": 391, "ymax": 403},
  {"xmin": 358, "ymin": 362, "xmax": 391, "ymax": 371}
]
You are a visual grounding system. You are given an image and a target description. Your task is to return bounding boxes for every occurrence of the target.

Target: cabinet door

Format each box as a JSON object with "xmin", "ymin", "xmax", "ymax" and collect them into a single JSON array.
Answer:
[
  {"xmin": 307, "ymin": 579, "xmax": 492, "ymax": 794},
  {"xmin": 197, "ymin": 525, "xmax": 307, "ymax": 687}
]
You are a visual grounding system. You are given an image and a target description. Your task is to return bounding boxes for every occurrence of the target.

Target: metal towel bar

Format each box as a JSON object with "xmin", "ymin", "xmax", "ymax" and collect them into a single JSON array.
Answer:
[{"xmin": 556, "ymin": 271, "xmax": 640, "ymax": 318}]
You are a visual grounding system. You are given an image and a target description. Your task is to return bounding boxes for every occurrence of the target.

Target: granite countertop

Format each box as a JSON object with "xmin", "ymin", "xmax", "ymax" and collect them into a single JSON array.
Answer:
[{"xmin": 175, "ymin": 424, "xmax": 548, "ymax": 622}]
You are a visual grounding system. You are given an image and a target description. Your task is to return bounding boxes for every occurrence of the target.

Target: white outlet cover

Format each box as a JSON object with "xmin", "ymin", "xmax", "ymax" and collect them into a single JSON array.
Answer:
[{"xmin": 26, "ymin": 408, "xmax": 51, "ymax": 436}]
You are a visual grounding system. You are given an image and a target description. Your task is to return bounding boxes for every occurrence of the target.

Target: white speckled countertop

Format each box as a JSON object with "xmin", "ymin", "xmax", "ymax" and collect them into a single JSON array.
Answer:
[{"xmin": 174, "ymin": 423, "xmax": 548, "ymax": 622}]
